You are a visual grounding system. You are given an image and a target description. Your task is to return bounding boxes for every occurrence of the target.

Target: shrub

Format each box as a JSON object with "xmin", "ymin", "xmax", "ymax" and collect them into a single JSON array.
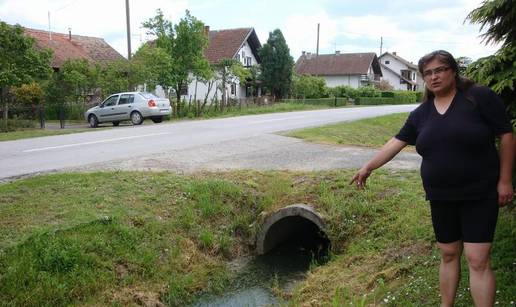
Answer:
[
  {"xmin": 381, "ymin": 91, "xmax": 395, "ymax": 98},
  {"xmin": 291, "ymin": 74, "xmax": 329, "ymax": 99},
  {"xmin": 0, "ymin": 119, "xmax": 36, "ymax": 132},
  {"xmin": 331, "ymin": 86, "xmax": 359, "ymax": 99},
  {"xmin": 393, "ymin": 91, "xmax": 417, "ymax": 103},
  {"xmin": 356, "ymin": 86, "xmax": 381, "ymax": 98},
  {"xmin": 416, "ymin": 91, "xmax": 424, "ymax": 102}
]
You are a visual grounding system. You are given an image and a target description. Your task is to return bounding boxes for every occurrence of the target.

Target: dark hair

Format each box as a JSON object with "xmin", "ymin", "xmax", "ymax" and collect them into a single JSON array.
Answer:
[{"xmin": 418, "ymin": 50, "xmax": 475, "ymax": 102}]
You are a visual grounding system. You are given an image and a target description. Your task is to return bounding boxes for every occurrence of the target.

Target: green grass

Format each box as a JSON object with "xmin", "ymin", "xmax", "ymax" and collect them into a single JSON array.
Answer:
[
  {"xmin": 0, "ymin": 170, "xmax": 514, "ymax": 306},
  {"xmin": 199, "ymin": 102, "xmax": 334, "ymax": 118},
  {"xmin": 0, "ymin": 128, "xmax": 98, "ymax": 142},
  {"xmin": 285, "ymin": 112, "xmax": 409, "ymax": 148}
]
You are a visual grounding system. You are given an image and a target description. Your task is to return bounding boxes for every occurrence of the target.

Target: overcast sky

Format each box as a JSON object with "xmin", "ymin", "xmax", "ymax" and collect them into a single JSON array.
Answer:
[{"xmin": 0, "ymin": 0, "xmax": 500, "ymax": 64}]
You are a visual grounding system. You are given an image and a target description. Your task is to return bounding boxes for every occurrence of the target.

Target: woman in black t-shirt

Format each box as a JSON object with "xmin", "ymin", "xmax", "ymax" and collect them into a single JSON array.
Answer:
[{"xmin": 350, "ymin": 50, "xmax": 514, "ymax": 307}]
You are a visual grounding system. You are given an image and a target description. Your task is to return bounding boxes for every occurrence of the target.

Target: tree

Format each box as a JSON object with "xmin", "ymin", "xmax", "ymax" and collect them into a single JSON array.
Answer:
[
  {"xmin": 0, "ymin": 21, "xmax": 52, "ymax": 122},
  {"xmin": 12, "ymin": 82, "xmax": 45, "ymax": 119},
  {"xmin": 455, "ymin": 56, "xmax": 472, "ymax": 76},
  {"xmin": 97, "ymin": 60, "xmax": 130, "ymax": 97},
  {"xmin": 259, "ymin": 29, "xmax": 294, "ymax": 99},
  {"xmin": 131, "ymin": 44, "xmax": 173, "ymax": 94},
  {"xmin": 143, "ymin": 10, "xmax": 211, "ymax": 116},
  {"xmin": 466, "ymin": 0, "xmax": 515, "ymax": 127}
]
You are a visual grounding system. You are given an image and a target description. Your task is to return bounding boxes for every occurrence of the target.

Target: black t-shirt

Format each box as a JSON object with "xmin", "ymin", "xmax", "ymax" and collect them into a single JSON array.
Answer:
[{"xmin": 395, "ymin": 86, "xmax": 512, "ymax": 200}]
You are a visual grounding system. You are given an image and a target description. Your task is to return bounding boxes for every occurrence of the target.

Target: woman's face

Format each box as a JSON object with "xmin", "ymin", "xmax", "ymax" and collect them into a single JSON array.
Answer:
[{"xmin": 422, "ymin": 58, "xmax": 456, "ymax": 96}]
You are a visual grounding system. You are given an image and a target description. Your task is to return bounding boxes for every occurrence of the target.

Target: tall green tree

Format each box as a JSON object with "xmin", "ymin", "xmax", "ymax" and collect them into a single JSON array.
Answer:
[
  {"xmin": 259, "ymin": 29, "xmax": 294, "ymax": 99},
  {"xmin": 466, "ymin": 0, "xmax": 516, "ymax": 127},
  {"xmin": 97, "ymin": 60, "xmax": 130, "ymax": 97},
  {"xmin": 131, "ymin": 44, "xmax": 173, "ymax": 94},
  {"xmin": 143, "ymin": 10, "xmax": 211, "ymax": 116},
  {"xmin": 0, "ymin": 21, "xmax": 52, "ymax": 121}
]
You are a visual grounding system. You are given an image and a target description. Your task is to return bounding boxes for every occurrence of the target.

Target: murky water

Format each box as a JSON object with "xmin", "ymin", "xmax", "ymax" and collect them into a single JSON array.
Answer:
[{"xmin": 192, "ymin": 242, "xmax": 326, "ymax": 307}]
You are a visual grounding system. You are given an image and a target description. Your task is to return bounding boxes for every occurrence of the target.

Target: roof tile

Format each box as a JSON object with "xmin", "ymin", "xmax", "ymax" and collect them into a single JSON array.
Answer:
[{"xmin": 295, "ymin": 53, "xmax": 378, "ymax": 75}]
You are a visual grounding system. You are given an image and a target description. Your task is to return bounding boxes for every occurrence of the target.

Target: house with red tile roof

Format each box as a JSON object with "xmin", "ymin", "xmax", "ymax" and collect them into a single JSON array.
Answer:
[
  {"xmin": 378, "ymin": 52, "xmax": 423, "ymax": 91},
  {"xmin": 23, "ymin": 27, "xmax": 125, "ymax": 71},
  {"xmin": 185, "ymin": 27, "xmax": 262, "ymax": 102},
  {"xmin": 295, "ymin": 51, "xmax": 382, "ymax": 89}
]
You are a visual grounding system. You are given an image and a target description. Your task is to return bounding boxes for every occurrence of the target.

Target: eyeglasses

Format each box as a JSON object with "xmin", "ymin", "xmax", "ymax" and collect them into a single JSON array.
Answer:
[{"xmin": 422, "ymin": 66, "xmax": 450, "ymax": 78}]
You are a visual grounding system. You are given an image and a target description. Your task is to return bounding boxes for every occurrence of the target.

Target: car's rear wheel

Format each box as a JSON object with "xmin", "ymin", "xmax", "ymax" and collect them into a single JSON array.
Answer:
[
  {"xmin": 130, "ymin": 111, "xmax": 143, "ymax": 125},
  {"xmin": 88, "ymin": 115, "xmax": 98, "ymax": 128},
  {"xmin": 112, "ymin": 121, "xmax": 120, "ymax": 126},
  {"xmin": 151, "ymin": 116, "xmax": 163, "ymax": 123}
]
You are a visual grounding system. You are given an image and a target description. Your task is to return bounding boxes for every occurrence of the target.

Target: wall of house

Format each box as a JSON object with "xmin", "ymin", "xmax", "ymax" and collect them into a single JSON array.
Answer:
[
  {"xmin": 379, "ymin": 54, "xmax": 422, "ymax": 91},
  {"xmin": 323, "ymin": 75, "xmax": 361, "ymax": 88},
  {"xmin": 235, "ymin": 42, "xmax": 258, "ymax": 67},
  {"xmin": 381, "ymin": 68, "xmax": 407, "ymax": 90},
  {"xmin": 183, "ymin": 72, "xmax": 247, "ymax": 103}
]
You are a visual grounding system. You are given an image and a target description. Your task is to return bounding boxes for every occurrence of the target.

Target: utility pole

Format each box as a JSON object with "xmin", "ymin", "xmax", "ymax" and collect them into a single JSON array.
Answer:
[
  {"xmin": 380, "ymin": 36, "xmax": 383, "ymax": 56},
  {"xmin": 316, "ymin": 23, "xmax": 320, "ymax": 56},
  {"xmin": 48, "ymin": 11, "xmax": 52, "ymax": 41},
  {"xmin": 125, "ymin": 0, "xmax": 131, "ymax": 60}
]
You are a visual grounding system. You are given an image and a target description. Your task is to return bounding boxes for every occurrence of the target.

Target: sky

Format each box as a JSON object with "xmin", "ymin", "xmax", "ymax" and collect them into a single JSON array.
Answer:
[{"xmin": 0, "ymin": 0, "xmax": 501, "ymax": 64}]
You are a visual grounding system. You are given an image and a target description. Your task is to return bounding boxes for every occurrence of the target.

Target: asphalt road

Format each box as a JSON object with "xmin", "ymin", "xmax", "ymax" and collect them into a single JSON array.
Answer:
[{"xmin": 0, "ymin": 105, "xmax": 419, "ymax": 181}]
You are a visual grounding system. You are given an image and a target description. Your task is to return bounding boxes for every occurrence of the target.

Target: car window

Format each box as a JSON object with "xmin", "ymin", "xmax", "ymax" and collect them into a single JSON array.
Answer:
[
  {"xmin": 139, "ymin": 92, "xmax": 159, "ymax": 99},
  {"xmin": 118, "ymin": 94, "xmax": 134, "ymax": 105},
  {"xmin": 103, "ymin": 95, "xmax": 119, "ymax": 107}
]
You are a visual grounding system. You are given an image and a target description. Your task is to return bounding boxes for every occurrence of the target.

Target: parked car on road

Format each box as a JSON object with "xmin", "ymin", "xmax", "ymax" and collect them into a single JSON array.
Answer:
[{"xmin": 85, "ymin": 92, "xmax": 172, "ymax": 128}]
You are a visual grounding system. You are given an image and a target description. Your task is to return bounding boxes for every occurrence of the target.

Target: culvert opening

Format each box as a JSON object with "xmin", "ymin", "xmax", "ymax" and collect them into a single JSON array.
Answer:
[{"xmin": 256, "ymin": 204, "xmax": 331, "ymax": 264}]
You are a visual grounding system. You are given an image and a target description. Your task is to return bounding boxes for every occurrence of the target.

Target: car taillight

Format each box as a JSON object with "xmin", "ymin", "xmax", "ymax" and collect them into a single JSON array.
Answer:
[{"xmin": 148, "ymin": 99, "xmax": 156, "ymax": 107}]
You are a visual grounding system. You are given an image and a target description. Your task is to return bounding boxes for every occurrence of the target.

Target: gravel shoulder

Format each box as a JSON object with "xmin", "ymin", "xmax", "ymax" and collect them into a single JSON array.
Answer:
[{"xmin": 70, "ymin": 133, "xmax": 421, "ymax": 174}]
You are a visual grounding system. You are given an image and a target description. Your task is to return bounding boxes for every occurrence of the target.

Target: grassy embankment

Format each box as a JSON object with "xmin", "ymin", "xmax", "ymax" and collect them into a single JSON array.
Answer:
[
  {"xmin": 0, "ymin": 112, "xmax": 514, "ymax": 306},
  {"xmin": 286, "ymin": 112, "xmax": 410, "ymax": 148}
]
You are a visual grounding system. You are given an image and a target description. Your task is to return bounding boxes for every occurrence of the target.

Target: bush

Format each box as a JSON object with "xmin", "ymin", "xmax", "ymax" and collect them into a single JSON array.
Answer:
[
  {"xmin": 0, "ymin": 119, "xmax": 36, "ymax": 132},
  {"xmin": 381, "ymin": 91, "xmax": 395, "ymax": 98},
  {"xmin": 331, "ymin": 86, "xmax": 359, "ymax": 99},
  {"xmin": 393, "ymin": 91, "xmax": 417, "ymax": 103},
  {"xmin": 416, "ymin": 91, "xmax": 424, "ymax": 102},
  {"xmin": 356, "ymin": 86, "xmax": 381, "ymax": 98},
  {"xmin": 291, "ymin": 74, "xmax": 329, "ymax": 99}
]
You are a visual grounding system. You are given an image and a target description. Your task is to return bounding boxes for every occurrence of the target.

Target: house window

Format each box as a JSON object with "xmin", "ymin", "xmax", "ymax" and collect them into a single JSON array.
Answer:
[
  {"xmin": 235, "ymin": 54, "xmax": 240, "ymax": 62},
  {"xmin": 242, "ymin": 51, "xmax": 246, "ymax": 64},
  {"xmin": 246, "ymin": 56, "xmax": 252, "ymax": 67},
  {"xmin": 231, "ymin": 83, "xmax": 236, "ymax": 95},
  {"xmin": 180, "ymin": 84, "xmax": 188, "ymax": 95},
  {"xmin": 385, "ymin": 60, "xmax": 390, "ymax": 64}
]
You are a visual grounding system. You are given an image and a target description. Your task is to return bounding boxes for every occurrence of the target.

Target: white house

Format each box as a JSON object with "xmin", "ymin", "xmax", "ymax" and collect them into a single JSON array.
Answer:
[
  {"xmin": 378, "ymin": 52, "xmax": 423, "ymax": 91},
  {"xmin": 295, "ymin": 51, "xmax": 382, "ymax": 88},
  {"xmin": 183, "ymin": 27, "xmax": 262, "ymax": 103}
]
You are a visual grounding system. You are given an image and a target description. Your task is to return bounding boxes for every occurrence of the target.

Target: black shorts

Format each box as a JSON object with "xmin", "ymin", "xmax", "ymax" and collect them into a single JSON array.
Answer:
[{"xmin": 430, "ymin": 199, "xmax": 499, "ymax": 243}]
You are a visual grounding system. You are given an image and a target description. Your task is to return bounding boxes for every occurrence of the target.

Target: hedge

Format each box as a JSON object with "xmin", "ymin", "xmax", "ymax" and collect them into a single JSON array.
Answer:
[
  {"xmin": 355, "ymin": 96, "xmax": 418, "ymax": 105},
  {"xmin": 283, "ymin": 97, "xmax": 348, "ymax": 107}
]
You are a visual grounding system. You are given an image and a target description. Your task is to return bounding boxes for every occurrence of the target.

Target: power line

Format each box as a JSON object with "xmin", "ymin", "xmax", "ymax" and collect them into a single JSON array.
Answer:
[{"xmin": 54, "ymin": 0, "xmax": 81, "ymax": 12}]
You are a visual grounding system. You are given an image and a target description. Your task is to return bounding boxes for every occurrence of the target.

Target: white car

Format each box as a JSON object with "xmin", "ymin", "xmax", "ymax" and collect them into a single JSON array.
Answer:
[{"xmin": 85, "ymin": 92, "xmax": 172, "ymax": 128}]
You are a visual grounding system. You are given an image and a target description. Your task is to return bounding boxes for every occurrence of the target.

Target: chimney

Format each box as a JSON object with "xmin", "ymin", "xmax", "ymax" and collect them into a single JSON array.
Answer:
[
  {"xmin": 302, "ymin": 51, "xmax": 306, "ymax": 56},
  {"xmin": 335, "ymin": 50, "xmax": 340, "ymax": 55},
  {"xmin": 68, "ymin": 28, "xmax": 71, "ymax": 40},
  {"xmin": 393, "ymin": 51, "xmax": 397, "ymax": 56},
  {"xmin": 204, "ymin": 25, "xmax": 210, "ymax": 37}
]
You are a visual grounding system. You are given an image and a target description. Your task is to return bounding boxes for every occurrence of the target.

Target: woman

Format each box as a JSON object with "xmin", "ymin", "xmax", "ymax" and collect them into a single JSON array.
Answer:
[{"xmin": 350, "ymin": 50, "xmax": 514, "ymax": 307}]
